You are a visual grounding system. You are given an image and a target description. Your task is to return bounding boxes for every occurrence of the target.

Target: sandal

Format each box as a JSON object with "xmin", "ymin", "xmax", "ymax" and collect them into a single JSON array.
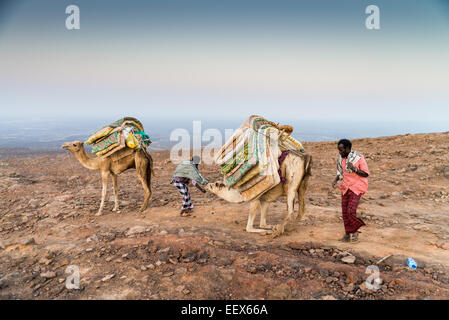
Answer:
[
  {"xmin": 339, "ymin": 234, "xmax": 350, "ymax": 242},
  {"xmin": 350, "ymin": 232, "xmax": 360, "ymax": 243},
  {"xmin": 180, "ymin": 209, "xmax": 193, "ymax": 217}
]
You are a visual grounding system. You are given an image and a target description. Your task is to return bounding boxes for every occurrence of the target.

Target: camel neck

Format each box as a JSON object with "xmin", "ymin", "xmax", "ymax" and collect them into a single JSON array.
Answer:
[{"xmin": 75, "ymin": 147, "xmax": 99, "ymax": 170}]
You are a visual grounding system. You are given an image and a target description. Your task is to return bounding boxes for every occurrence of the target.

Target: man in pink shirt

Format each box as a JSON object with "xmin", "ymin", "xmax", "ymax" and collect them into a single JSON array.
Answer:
[{"xmin": 332, "ymin": 139, "xmax": 370, "ymax": 243}]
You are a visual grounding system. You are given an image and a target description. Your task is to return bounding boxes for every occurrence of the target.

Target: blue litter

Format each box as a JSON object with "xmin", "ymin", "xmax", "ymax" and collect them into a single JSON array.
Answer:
[{"xmin": 407, "ymin": 257, "xmax": 418, "ymax": 269}]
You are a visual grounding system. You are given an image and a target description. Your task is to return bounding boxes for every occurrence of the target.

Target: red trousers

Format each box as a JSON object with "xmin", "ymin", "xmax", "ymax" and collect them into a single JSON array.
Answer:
[{"xmin": 341, "ymin": 189, "xmax": 366, "ymax": 234}]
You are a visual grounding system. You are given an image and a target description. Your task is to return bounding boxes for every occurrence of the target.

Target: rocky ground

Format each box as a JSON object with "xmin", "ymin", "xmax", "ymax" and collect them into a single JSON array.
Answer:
[{"xmin": 1, "ymin": 132, "xmax": 449, "ymax": 300}]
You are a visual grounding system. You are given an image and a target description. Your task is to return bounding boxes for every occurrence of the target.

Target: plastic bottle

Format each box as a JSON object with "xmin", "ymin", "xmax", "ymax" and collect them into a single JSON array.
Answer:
[{"xmin": 407, "ymin": 257, "xmax": 418, "ymax": 269}]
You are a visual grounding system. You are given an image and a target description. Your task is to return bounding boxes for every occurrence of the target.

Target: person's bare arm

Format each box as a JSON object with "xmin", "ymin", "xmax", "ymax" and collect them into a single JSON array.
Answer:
[
  {"xmin": 332, "ymin": 175, "xmax": 340, "ymax": 188},
  {"xmin": 347, "ymin": 162, "xmax": 369, "ymax": 177},
  {"xmin": 192, "ymin": 180, "xmax": 206, "ymax": 193}
]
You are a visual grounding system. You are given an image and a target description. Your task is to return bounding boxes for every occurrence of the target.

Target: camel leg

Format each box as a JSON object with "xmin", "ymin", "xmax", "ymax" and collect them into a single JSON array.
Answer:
[
  {"xmin": 246, "ymin": 200, "xmax": 270, "ymax": 233},
  {"xmin": 111, "ymin": 174, "xmax": 120, "ymax": 212},
  {"xmin": 96, "ymin": 171, "xmax": 109, "ymax": 216},
  {"xmin": 259, "ymin": 201, "xmax": 275, "ymax": 230},
  {"xmin": 287, "ymin": 165, "xmax": 311, "ymax": 233},
  {"xmin": 286, "ymin": 188, "xmax": 306, "ymax": 232},
  {"xmin": 271, "ymin": 189, "xmax": 296, "ymax": 238},
  {"xmin": 136, "ymin": 173, "xmax": 151, "ymax": 212},
  {"xmin": 135, "ymin": 155, "xmax": 151, "ymax": 212}
]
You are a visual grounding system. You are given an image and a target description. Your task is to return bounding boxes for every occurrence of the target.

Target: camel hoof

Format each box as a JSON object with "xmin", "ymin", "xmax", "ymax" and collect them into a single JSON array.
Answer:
[
  {"xmin": 245, "ymin": 228, "xmax": 269, "ymax": 233},
  {"xmin": 95, "ymin": 212, "xmax": 102, "ymax": 216},
  {"xmin": 269, "ymin": 231, "xmax": 282, "ymax": 239},
  {"xmin": 269, "ymin": 225, "xmax": 285, "ymax": 238}
]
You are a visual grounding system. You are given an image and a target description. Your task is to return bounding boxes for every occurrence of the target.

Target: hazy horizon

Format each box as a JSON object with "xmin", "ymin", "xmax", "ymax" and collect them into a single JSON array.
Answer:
[
  {"xmin": 1, "ymin": 0, "xmax": 449, "ymax": 125},
  {"xmin": 0, "ymin": 115, "xmax": 447, "ymax": 151}
]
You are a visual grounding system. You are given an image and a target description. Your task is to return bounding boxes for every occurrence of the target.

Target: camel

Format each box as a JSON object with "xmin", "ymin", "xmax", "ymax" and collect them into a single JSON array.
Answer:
[
  {"xmin": 206, "ymin": 152, "xmax": 312, "ymax": 238},
  {"xmin": 62, "ymin": 141, "xmax": 153, "ymax": 216}
]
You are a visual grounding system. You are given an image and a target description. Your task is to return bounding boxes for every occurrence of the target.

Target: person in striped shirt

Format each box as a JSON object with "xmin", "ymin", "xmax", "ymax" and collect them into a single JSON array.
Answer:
[{"xmin": 171, "ymin": 155, "xmax": 208, "ymax": 217}]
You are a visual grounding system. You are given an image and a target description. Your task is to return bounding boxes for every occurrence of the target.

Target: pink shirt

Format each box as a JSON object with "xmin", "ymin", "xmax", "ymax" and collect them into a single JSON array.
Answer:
[{"xmin": 339, "ymin": 157, "xmax": 369, "ymax": 195}]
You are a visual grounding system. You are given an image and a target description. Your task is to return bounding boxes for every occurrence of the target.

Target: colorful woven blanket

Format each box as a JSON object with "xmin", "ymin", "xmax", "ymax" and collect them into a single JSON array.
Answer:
[
  {"xmin": 215, "ymin": 115, "xmax": 305, "ymax": 201},
  {"xmin": 85, "ymin": 117, "xmax": 151, "ymax": 158}
]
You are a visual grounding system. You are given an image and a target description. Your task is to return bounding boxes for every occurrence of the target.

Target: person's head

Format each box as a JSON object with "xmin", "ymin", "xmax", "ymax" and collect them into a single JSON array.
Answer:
[
  {"xmin": 192, "ymin": 155, "xmax": 201, "ymax": 168},
  {"xmin": 337, "ymin": 139, "xmax": 352, "ymax": 158}
]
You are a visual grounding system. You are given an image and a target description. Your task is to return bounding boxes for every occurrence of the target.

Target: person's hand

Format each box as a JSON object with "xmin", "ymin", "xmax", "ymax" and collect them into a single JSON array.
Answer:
[{"xmin": 347, "ymin": 162, "xmax": 357, "ymax": 172}]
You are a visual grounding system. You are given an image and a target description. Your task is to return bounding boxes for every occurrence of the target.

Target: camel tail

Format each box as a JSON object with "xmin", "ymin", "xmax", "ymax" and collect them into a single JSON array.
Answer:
[
  {"xmin": 149, "ymin": 153, "xmax": 156, "ymax": 179},
  {"xmin": 292, "ymin": 154, "xmax": 312, "ymax": 229},
  {"xmin": 146, "ymin": 152, "xmax": 155, "ymax": 187},
  {"xmin": 304, "ymin": 153, "xmax": 312, "ymax": 177},
  {"xmin": 141, "ymin": 147, "xmax": 156, "ymax": 178}
]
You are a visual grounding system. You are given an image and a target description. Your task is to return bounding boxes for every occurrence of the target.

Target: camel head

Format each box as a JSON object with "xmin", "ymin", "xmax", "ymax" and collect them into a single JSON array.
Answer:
[
  {"xmin": 62, "ymin": 141, "xmax": 84, "ymax": 153},
  {"xmin": 205, "ymin": 181, "xmax": 226, "ymax": 193},
  {"xmin": 206, "ymin": 181, "xmax": 245, "ymax": 203}
]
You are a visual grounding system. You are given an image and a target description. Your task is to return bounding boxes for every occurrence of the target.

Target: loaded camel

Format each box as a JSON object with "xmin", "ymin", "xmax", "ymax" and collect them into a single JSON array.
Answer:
[
  {"xmin": 62, "ymin": 141, "xmax": 153, "ymax": 216},
  {"xmin": 206, "ymin": 152, "xmax": 312, "ymax": 238}
]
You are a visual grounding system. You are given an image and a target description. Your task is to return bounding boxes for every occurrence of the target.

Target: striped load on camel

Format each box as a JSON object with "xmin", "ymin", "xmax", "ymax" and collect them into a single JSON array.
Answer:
[
  {"xmin": 85, "ymin": 117, "xmax": 152, "ymax": 158},
  {"xmin": 215, "ymin": 115, "xmax": 306, "ymax": 202}
]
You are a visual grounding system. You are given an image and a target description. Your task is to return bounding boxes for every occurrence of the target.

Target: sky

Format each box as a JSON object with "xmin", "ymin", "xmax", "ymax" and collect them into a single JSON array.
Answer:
[{"xmin": 0, "ymin": 0, "xmax": 448, "ymax": 129}]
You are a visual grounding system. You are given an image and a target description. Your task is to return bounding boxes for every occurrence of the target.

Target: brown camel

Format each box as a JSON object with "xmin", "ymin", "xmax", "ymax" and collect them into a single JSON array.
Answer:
[
  {"xmin": 62, "ymin": 141, "xmax": 153, "ymax": 216},
  {"xmin": 206, "ymin": 153, "xmax": 312, "ymax": 238}
]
